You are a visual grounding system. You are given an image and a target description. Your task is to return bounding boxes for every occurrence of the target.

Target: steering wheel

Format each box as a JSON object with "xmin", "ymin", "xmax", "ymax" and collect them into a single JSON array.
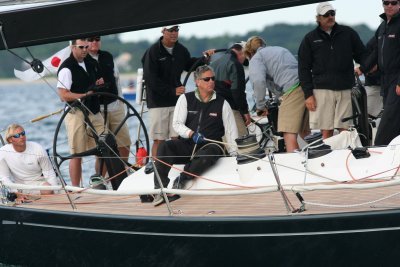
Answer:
[{"xmin": 52, "ymin": 92, "xmax": 149, "ymax": 188}]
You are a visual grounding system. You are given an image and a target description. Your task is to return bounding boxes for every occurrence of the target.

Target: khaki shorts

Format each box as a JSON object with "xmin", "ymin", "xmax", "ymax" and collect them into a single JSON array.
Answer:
[
  {"xmin": 65, "ymin": 109, "xmax": 105, "ymax": 154},
  {"xmin": 278, "ymin": 86, "xmax": 309, "ymax": 134},
  {"xmin": 101, "ymin": 103, "xmax": 131, "ymax": 148},
  {"xmin": 149, "ymin": 107, "xmax": 178, "ymax": 140},
  {"xmin": 309, "ymin": 89, "xmax": 352, "ymax": 130},
  {"xmin": 233, "ymin": 110, "xmax": 248, "ymax": 137}
]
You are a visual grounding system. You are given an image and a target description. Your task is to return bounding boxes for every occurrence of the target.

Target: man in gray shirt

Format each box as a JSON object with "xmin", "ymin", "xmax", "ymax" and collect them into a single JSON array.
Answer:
[{"xmin": 245, "ymin": 36, "xmax": 309, "ymax": 152}]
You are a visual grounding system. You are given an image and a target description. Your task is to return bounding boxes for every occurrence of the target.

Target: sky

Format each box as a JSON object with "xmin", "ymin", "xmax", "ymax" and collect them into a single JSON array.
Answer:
[{"xmin": 120, "ymin": 0, "xmax": 383, "ymax": 43}]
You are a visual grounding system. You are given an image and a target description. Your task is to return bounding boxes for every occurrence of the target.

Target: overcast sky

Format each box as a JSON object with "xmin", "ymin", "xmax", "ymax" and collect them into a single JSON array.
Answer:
[{"xmin": 120, "ymin": 0, "xmax": 383, "ymax": 43}]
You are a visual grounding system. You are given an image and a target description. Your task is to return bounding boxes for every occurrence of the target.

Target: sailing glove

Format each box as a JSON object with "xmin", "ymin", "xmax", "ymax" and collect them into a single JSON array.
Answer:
[{"xmin": 192, "ymin": 132, "xmax": 205, "ymax": 144}]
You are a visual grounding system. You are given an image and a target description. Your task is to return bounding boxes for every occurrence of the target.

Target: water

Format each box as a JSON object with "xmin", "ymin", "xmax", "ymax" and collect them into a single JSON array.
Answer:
[
  {"xmin": 0, "ymin": 75, "xmax": 255, "ymax": 185},
  {"xmin": 0, "ymin": 78, "xmax": 150, "ymax": 185}
]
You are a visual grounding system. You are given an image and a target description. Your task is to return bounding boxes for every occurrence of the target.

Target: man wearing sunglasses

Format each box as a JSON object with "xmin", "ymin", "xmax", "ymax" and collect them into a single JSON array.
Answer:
[
  {"xmin": 298, "ymin": 2, "xmax": 366, "ymax": 140},
  {"xmin": 152, "ymin": 65, "xmax": 238, "ymax": 206},
  {"xmin": 356, "ymin": 0, "xmax": 400, "ymax": 145},
  {"xmin": 0, "ymin": 124, "xmax": 59, "ymax": 199},
  {"xmin": 57, "ymin": 38, "xmax": 105, "ymax": 187},
  {"xmin": 142, "ymin": 25, "xmax": 215, "ymax": 174},
  {"xmin": 86, "ymin": 36, "xmax": 131, "ymax": 165}
]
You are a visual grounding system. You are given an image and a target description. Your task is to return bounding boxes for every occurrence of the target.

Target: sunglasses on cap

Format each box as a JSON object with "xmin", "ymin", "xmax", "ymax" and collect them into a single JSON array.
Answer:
[
  {"xmin": 88, "ymin": 37, "xmax": 101, "ymax": 42},
  {"xmin": 322, "ymin": 10, "xmax": 336, "ymax": 17},
  {"xmin": 383, "ymin": 1, "xmax": 399, "ymax": 5},
  {"xmin": 74, "ymin": 45, "xmax": 89, "ymax": 50},
  {"xmin": 165, "ymin": 27, "xmax": 179, "ymax": 33},
  {"xmin": 12, "ymin": 131, "xmax": 26, "ymax": 138},
  {"xmin": 199, "ymin": 76, "xmax": 215, "ymax": 82}
]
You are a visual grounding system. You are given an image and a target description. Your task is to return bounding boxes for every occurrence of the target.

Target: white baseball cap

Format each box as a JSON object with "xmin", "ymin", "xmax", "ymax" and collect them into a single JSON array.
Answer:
[{"xmin": 316, "ymin": 2, "xmax": 335, "ymax": 15}]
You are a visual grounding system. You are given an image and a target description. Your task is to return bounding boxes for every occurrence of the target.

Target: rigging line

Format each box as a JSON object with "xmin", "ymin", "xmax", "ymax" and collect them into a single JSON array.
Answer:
[
  {"xmin": 204, "ymin": 136, "xmax": 340, "ymax": 182},
  {"xmin": 0, "ymin": 24, "xmax": 31, "ymax": 65},
  {"xmin": 34, "ymin": 62, "xmax": 133, "ymax": 170},
  {"xmin": 204, "ymin": 137, "xmax": 400, "ymax": 183},
  {"xmin": 152, "ymin": 156, "xmax": 258, "ymax": 189},
  {"xmin": 304, "ymin": 191, "xmax": 400, "ymax": 209},
  {"xmin": 0, "ymin": 33, "xmax": 137, "ymax": 170}
]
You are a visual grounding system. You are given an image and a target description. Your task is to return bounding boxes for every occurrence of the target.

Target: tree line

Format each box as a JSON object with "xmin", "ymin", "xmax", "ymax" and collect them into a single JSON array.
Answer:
[{"xmin": 0, "ymin": 23, "xmax": 374, "ymax": 79}]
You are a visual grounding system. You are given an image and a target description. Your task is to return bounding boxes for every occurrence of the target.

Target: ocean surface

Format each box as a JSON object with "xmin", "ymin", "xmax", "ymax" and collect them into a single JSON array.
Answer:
[
  {"xmin": 0, "ymin": 76, "xmax": 255, "ymax": 187},
  {"xmin": 0, "ymin": 78, "xmax": 151, "ymax": 185}
]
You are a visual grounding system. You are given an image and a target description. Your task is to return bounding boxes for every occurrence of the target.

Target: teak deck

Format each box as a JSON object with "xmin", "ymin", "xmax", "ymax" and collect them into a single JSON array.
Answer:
[{"xmin": 16, "ymin": 184, "xmax": 400, "ymax": 217}]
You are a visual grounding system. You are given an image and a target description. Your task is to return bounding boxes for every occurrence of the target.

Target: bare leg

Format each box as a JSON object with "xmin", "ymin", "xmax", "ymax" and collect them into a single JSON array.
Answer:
[
  {"xmin": 118, "ymin": 146, "xmax": 130, "ymax": 161},
  {"xmin": 322, "ymin": 129, "xmax": 334, "ymax": 139},
  {"xmin": 283, "ymin": 132, "xmax": 299, "ymax": 152},
  {"xmin": 69, "ymin": 158, "xmax": 82, "ymax": 186},
  {"xmin": 40, "ymin": 182, "xmax": 54, "ymax": 195}
]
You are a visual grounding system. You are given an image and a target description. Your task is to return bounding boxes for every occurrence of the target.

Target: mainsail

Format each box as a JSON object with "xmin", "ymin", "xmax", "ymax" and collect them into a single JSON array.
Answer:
[{"xmin": 0, "ymin": 0, "xmax": 322, "ymax": 49}]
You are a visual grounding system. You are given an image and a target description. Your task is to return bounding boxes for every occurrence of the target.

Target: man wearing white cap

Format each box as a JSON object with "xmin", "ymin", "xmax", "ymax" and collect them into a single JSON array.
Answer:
[
  {"xmin": 298, "ymin": 2, "xmax": 366, "ymax": 139},
  {"xmin": 142, "ymin": 25, "xmax": 214, "ymax": 172}
]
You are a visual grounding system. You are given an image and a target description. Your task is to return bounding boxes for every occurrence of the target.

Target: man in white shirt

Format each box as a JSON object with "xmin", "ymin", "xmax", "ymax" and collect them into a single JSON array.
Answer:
[
  {"xmin": 57, "ymin": 38, "xmax": 105, "ymax": 186},
  {"xmin": 0, "ymin": 124, "xmax": 58, "ymax": 197},
  {"xmin": 152, "ymin": 65, "xmax": 238, "ymax": 206}
]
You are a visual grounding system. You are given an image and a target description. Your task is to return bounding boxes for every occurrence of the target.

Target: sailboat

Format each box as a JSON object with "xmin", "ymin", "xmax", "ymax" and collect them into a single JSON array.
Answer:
[{"xmin": 1, "ymin": 0, "xmax": 400, "ymax": 266}]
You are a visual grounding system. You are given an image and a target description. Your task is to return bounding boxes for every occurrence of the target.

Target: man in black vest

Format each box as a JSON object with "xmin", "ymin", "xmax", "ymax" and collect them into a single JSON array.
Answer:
[
  {"xmin": 57, "ymin": 38, "xmax": 105, "ymax": 187},
  {"xmin": 152, "ymin": 65, "xmax": 238, "ymax": 206}
]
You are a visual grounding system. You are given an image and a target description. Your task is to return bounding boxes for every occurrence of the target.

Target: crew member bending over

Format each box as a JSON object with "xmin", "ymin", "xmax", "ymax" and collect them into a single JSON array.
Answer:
[{"xmin": 152, "ymin": 65, "xmax": 238, "ymax": 206}]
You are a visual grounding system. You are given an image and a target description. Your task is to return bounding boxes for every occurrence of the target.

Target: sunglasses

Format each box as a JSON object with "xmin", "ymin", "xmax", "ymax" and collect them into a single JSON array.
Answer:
[
  {"xmin": 383, "ymin": 1, "xmax": 399, "ymax": 5},
  {"xmin": 199, "ymin": 76, "xmax": 215, "ymax": 82},
  {"xmin": 12, "ymin": 131, "xmax": 26, "ymax": 138},
  {"xmin": 88, "ymin": 37, "xmax": 101, "ymax": 42},
  {"xmin": 74, "ymin": 45, "xmax": 89, "ymax": 50},
  {"xmin": 166, "ymin": 28, "xmax": 179, "ymax": 33},
  {"xmin": 322, "ymin": 10, "xmax": 336, "ymax": 17}
]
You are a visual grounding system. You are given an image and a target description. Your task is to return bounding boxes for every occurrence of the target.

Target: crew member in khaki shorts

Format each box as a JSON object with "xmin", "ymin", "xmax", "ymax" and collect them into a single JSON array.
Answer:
[
  {"xmin": 149, "ymin": 107, "xmax": 178, "ymax": 142},
  {"xmin": 309, "ymin": 89, "xmax": 352, "ymax": 132},
  {"xmin": 65, "ymin": 109, "xmax": 105, "ymax": 154},
  {"xmin": 102, "ymin": 103, "xmax": 131, "ymax": 155},
  {"xmin": 278, "ymin": 86, "xmax": 310, "ymax": 152}
]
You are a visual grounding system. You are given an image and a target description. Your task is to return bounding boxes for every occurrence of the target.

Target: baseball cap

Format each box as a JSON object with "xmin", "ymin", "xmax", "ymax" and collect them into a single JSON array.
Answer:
[
  {"xmin": 161, "ymin": 25, "xmax": 179, "ymax": 32},
  {"xmin": 229, "ymin": 41, "xmax": 246, "ymax": 50},
  {"xmin": 316, "ymin": 2, "xmax": 335, "ymax": 15}
]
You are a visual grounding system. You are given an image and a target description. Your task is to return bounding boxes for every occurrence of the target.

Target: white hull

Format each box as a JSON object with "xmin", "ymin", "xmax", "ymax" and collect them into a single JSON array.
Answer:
[{"xmin": 119, "ymin": 136, "xmax": 400, "ymax": 192}]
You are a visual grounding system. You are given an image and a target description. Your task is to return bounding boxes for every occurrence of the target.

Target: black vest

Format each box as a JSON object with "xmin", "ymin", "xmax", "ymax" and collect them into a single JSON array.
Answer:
[
  {"xmin": 185, "ymin": 91, "xmax": 225, "ymax": 142},
  {"xmin": 58, "ymin": 54, "xmax": 100, "ymax": 114},
  {"xmin": 87, "ymin": 50, "xmax": 119, "ymax": 105}
]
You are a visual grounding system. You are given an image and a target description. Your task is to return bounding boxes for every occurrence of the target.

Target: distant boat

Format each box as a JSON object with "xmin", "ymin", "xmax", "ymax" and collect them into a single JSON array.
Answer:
[{"xmin": 121, "ymin": 82, "xmax": 136, "ymax": 101}]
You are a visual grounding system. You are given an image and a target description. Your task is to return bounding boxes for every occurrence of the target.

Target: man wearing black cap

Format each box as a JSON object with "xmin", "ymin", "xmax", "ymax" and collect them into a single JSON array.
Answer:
[
  {"xmin": 142, "ymin": 25, "xmax": 214, "ymax": 170},
  {"xmin": 87, "ymin": 36, "xmax": 131, "ymax": 163},
  {"xmin": 210, "ymin": 42, "xmax": 250, "ymax": 136},
  {"xmin": 357, "ymin": 0, "xmax": 400, "ymax": 145}
]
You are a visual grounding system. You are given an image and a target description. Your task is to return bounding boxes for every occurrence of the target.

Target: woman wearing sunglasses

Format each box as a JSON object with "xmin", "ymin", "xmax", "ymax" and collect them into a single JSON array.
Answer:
[{"xmin": 0, "ymin": 124, "xmax": 59, "ymax": 201}]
